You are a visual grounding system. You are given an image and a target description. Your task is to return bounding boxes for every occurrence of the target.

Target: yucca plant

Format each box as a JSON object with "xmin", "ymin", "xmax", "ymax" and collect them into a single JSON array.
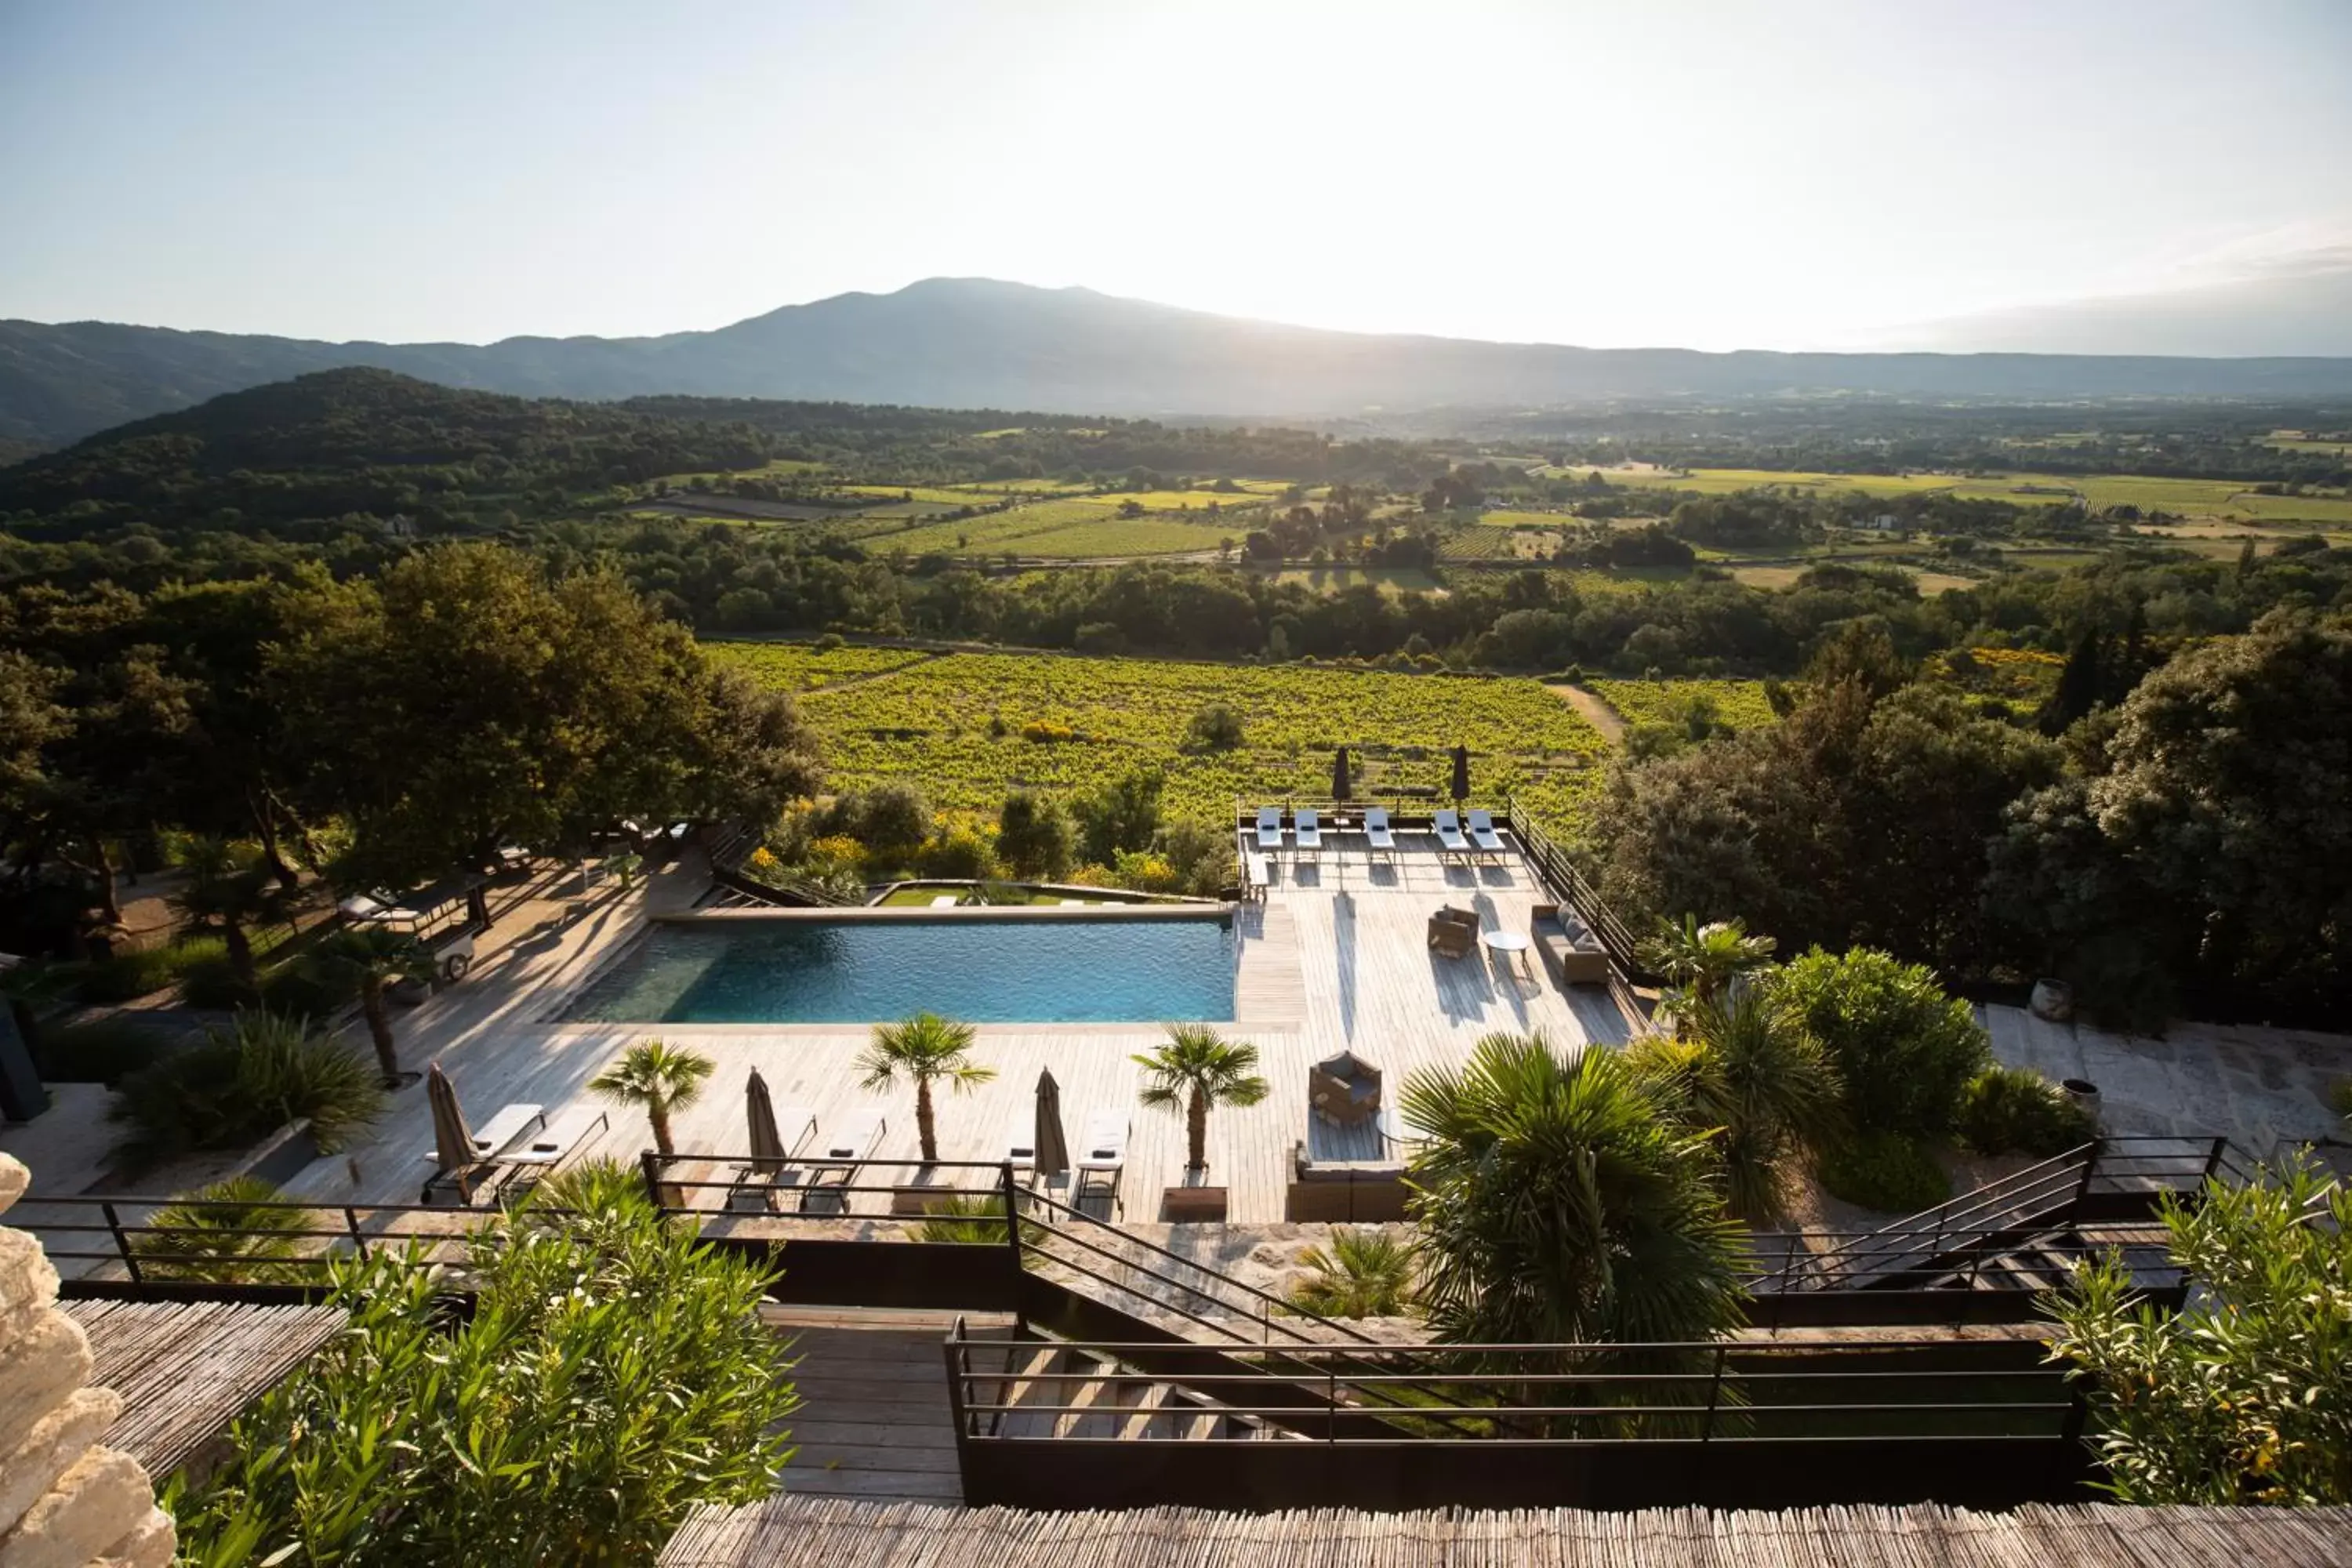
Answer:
[
  {"xmin": 857, "ymin": 1012, "xmax": 995, "ymax": 1163},
  {"xmin": 589, "ymin": 1039, "xmax": 714, "ymax": 1157},
  {"xmin": 1289, "ymin": 1228, "xmax": 1419, "ymax": 1319},
  {"xmin": 914, "ymin": 1193, "xmax": 1041, "ymax": 1247},
  {"xmin": 1134, "ymin": 1023, "xmax": 1269, "ymax": 1174},
  {"xmin": 131, "ymin": 1174, "xmax": 311, "ymax": 1285},
  {"xmin": 1626, "ymin": 988, "xmax": 1845, "ymax": 1225}
]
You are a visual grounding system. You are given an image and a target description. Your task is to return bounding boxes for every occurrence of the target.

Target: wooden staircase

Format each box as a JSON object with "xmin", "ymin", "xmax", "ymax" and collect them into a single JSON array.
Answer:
[{"xmin": 964, "ymin": 1338, "xmax": 1306, "ymax": 1443}]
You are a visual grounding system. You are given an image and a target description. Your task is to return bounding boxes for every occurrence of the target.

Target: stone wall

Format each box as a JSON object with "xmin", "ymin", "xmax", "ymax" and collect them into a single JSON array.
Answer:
[{"xmin": 0, "ymin": 1153, "xmax": 173, "ymax": 1568}]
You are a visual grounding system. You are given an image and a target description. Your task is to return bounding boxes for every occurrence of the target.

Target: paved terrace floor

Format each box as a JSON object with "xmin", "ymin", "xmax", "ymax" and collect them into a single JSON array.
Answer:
[{"xmin": 241, "ymin": 838, "xmax": 1634, "ymax": 1228}]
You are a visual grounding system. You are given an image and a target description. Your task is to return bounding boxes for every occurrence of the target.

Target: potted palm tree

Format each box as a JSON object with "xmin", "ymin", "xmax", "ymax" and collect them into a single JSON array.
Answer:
[
  {"xmin": 857, "ymin": 1012, "xmax": 995, "ymax": 1166},
  {"xmin": 1134, "ymin": 1024, "xmax": 1269, "ymax": 1220},
  {"xmin": 590, "ymin": 1039, "xmax": 714, "ymax": 1157},
  {"xmin": 307, "ymin": 926, "xmax": 435, "ymax": 1087}
]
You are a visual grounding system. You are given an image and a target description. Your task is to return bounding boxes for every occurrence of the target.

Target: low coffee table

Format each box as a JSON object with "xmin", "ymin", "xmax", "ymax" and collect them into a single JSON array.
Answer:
[{"xmin": 1479, "ymin": 927, "xmax": 1534, "ymax": 977}]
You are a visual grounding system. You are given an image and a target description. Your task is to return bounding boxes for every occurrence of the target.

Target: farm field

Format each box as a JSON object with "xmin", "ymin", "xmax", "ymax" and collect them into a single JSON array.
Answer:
[
  {"xmin": 716, "ymin": 645, "xmax": 1612, "ymax": 837},
  {"xmin": 706, "ymin": 641, "xmax": 932, "ymax": 690},
  {"xmin": 1588, "ymin": 465, "xmax": 2352, "ymax": 524},
  {"xmin": 1592, "ymin": 678, "xmax": 1778, "ymax": 733}
]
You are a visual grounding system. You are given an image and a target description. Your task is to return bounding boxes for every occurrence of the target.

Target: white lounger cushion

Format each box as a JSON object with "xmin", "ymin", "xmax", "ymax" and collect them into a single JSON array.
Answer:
[
  {"xmin": 1076, "ymin": 1112, "xmax": 1129, "ymax": 1168},
  {"xmin": 1433, "ymin": 811, "xmax": 1470, "ymax": 851},
  {"xmin": 1255, "ymin": 808, "xmax": 1283, "ymax": 848},
  {"xmin": 1467, "ymin": 810, "xmax": 1505, "ymax": 851},
  {"xmin": 1294, "ymin": 808, "xmax": 1323, "ymax": 848},
  {"xmin": 814, "ymin": 1110, "xmax": 887, "ymax": 1163},
  {"xmin": 470, "ymin": 1103, "xmax": 545, "ymax": 1158},
  {"xmin": 1363, "ymin": 808, "xmax": 1396, "ymax": 848}
]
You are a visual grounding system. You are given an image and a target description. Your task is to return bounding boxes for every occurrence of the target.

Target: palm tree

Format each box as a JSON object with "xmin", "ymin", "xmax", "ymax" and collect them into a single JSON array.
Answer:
[
  {"xmin": 170, "ymin": 837, "xmax": 295, "ymax": 999},
  {"xmin": 130, "ymin": 1174, "xmax": 309, "ymax": 1284},
  {"xmin": 857, "ymin": 1012, "xmax": 995, "ymax": 1164},
  {"xmin": 307, "ymin": 926, "xmax": 434, "ymax": 1086},
  {"xmin": 589, "ymin": 1039, "xmax": 715, "ymax": 1157},
  {"xmin": 1290, "ymin": 1229, "xmax": 1418, "ymax": 1319},
  {"xmin": 1133, "ymin": 1023, "xmax": 1269, "ymax": 1174},
  {"xmin": 1639, "ymin": 913, "xmax": 1777, "ymax": 1018},
  {"xmin": 1626, "ymin": 988, "xmax": 1845, "ymax": 1225},
  {"xmin": 1400, "ymin": 1031, "xmax": 1748, "ymax": 1346}
]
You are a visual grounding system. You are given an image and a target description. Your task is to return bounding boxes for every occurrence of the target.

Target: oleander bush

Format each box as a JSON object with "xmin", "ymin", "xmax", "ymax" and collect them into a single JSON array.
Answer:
[
  {"xmin": 1955, "ymin": 1064, "xmax": 2095, "ymax": 1158},
  {"xmin": 1814, "ymin": 1131, "xmax": 1951, "ymax": 1214}
]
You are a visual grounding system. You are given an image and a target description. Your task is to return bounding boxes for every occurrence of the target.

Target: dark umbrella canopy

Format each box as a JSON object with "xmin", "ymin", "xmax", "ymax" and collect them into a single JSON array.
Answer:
[
  {"xmin": 1332, "ymin": 746, "xmax": 1352, "ymax": 802},
  {"xmin": 1034, "ymin": 1068, "xmax": 1070, "ymax": 1180},
  {"xmin": 427, "ymin": 1062, "xmax": 472, "ymax": 1174},
  {"xmin": 745, "ymin": 1068, "xmax": 786, "ymax": 1173},
  {"xmin": 1450, "ymin": 745, "xmax": 1471, "ymax": 804}
]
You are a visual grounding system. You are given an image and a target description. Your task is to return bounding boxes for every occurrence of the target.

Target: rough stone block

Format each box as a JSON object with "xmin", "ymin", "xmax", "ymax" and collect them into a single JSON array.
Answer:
[
  {"xmin": 0, "ymin": 1387, "xmax": 119, "ymax": 1538},
  {"xmin": 0, "ymin": 1230, "xmax": 58, "ymax": 1331},
  {"xmin": 0, "ymin": 1446, "xmax": 153, "ymax": 1568},
  {"xmin": 0, "ymin": 1312, "xmax": 89, "ymax": 1462},
  {"xmin": 90, "ymin": 1504, "xmax": 176, "ymax": 1568},
  {"xmin": 0, "ymin": 1158, "xmax": 24, "ymax": 1217}
]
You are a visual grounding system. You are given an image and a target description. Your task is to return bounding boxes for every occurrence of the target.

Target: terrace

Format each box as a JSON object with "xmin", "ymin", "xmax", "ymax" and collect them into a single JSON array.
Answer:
[{"xmin": 272, "ymin": 828, "xmax": 1628, "ymax": 1227}]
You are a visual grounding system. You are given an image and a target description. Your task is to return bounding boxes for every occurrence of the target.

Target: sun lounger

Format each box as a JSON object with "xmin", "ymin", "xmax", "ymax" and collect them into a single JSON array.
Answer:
[
  {"xmin": 1073, "ymin": 1111, "xmax": 1130, "ymax": 1215},
  {"xmin": 498, "ymin": 1106, "xmax": 612, "ymax": 1205},
  {"xmin": 797, "ymin": 1109, "xmax": 887, "ymax": 1214},
  {"xmin": 1432, "ymin": 811, "xmax": 1471, "ymax": 857},
  {"xmin": 470, "ymin": 1103, "xmax": 546, "ymax": 1160},
  {"xmin": 1293, "ymin": 808, "xmax": 1323, "ymax": 854},
  {"xmin": 1242, "ymin": 849, "xmax": 1272, "ymax": 901},
  {"xmin": 1363, "ymin": 807, "xmax": 1396, "ymax": 855},
  {"xmin": 728, "ymin": 1104, "xmax": 819, "ymax": 1212},
  {"xmin": 1254, "ymin": 807, "xmax": 1283, "ymax": 850},
  {"xmin": 1466, "ymin": 809, "xmax": 1506, "ymax": 856}
]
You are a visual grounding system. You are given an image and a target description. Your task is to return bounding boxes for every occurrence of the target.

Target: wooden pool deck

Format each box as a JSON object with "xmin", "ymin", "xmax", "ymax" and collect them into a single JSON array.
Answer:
[{"xmin": 263, "ymin": 840, "xmax": 1632, "ymax": 1225}]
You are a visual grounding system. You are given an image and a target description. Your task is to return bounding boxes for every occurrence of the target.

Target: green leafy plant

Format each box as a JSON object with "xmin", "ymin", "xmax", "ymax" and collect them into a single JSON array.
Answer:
[
  {"xmin": 1288, "ymin": 1229, "xmax": 1418, "ymax": 1319},
  {"xmin": 858, "ymin": 1012, "xmax": 996, "ymax": 1164},
  {"xmin": 1814, "ymin": 1131, "xmax": 1950, "ymax": 1214},
  {"xmin": 1401, "ymin": 1032, "xmax": 1748, "ymax": 1345},
  {"xmin": 108, "ymin": 1009, "xmax": 385, "ymax": 1170},
  {"xmin": 913, "ymin": 1193, "xmax": 1042, "ymax": 1246},
  {"xmin": 590, "ymin": 1039, "xmax": 715, "ymax": 1157},
  {"xmin": 1134, "ymin": 1023, "xmax": 1269, "ymax": 1174},
  {"xmin": 169, "ymin": 836, "xmax": 296, "ymax": 999},
  {"xmin": 171, "ymin": 1180, "xmax": 797, "ymax": 1561},
  {"xmin": 2045, "ymin": 1155, "xmax": 2351, "ymax": 1505},
  {"xmin": 1955, "ymin": 1064, "xmax": 2095, "ymax": 1158},
  {"xmin": 1771, "ymin": 946, "xmax": 1989, "ymax": 1138},
  {"xmin": 129, "ymin": 1175, "xmax": 310, "ymax": 1284},
  {"xmin": 1627, "ymin": 987, "xmax": 1846, "ymax": 1225}
]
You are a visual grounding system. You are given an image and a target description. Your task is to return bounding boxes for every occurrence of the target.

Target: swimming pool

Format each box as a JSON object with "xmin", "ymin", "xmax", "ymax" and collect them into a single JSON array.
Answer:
[{"xmin": 562, "ymin": 915, "xmax": 1236, "ymax": 1025}]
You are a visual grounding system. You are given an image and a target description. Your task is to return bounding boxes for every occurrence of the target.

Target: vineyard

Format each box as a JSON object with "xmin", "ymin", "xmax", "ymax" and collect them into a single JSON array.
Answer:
[
  {"xmin": 716, "ymin": 644, "xmax": 1613, "ymax": 835},
  {"xmin": 1591, "ymin": 677, "xmax": 1779, "ymax": 732}
]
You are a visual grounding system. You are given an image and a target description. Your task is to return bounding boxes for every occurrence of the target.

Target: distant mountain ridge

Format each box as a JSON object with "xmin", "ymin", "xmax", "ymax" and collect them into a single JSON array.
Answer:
[{"xmin": 7, "ymin": 276, "xmax": 2352, "ymax": 452}]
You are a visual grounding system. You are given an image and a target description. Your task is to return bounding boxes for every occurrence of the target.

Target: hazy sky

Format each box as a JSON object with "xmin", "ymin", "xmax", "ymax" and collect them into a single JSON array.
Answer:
[{"xmin": 4, "ymin": 0, "xmax": 2349, "ymax": 353}]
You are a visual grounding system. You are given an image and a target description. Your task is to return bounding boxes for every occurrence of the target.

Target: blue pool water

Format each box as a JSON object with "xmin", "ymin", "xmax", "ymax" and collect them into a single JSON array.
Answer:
[{"xmin": 564, "ymin": 916, "xmax": 1236, "ymax": 1024}]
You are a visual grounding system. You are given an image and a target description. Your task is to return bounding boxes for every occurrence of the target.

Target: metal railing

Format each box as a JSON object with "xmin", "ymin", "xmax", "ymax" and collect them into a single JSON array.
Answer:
[
  {"xmin": 945, "ymin": 1323, "xmax": 2085, "ymax": 1446},
  {"xmin": 1784, "ymin": 1137, "xmax": 2247, "ymax": 1292}
]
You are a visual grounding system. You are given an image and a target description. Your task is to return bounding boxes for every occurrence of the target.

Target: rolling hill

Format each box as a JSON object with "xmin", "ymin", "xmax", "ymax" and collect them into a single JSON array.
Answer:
[{"xmin": 8, "ymin": 277, "xmax": 2352, "ymax": 452}]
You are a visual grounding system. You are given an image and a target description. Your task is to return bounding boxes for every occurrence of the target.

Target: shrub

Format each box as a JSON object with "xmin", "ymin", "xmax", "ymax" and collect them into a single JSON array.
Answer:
[
  {"xmin": 915, "ymin": 1194, "xmax": 1040, "ymax": 1246},
  {"xmin": 815, "ymin": 782, "xmax": 931, "ymax": 858},
  {"xmin": 1288, "ymin": 1229, "xmax": 1417, "ymax": 1319},
  {"xmin": 916, "ymin": 825, "xmax": 997, "ymax": 881},
  {"xmin": 1815, "ymin": 1131, "xmax": 1951, "ymax": 1214},
  {"xmin": 1109, "ymin": 849, "xmax": 1183, "ymax": 894},
  {"xmin": 995, "ymin": 790, "xmax": 1073, "ymax": 880},
  {"xmin": 1955, "ymin": 1065, "xmax": 2095, "ymax": 1157},
  {"xmin": 802, "ymin": 834, "xmax": 868, "ymax": 878},
  {"xmin": 172, "ymin": 1183, "xmax": 797, "ymax": 1559},
  {"xmin": 74, "ymin": 938, "xmax": 223, "ymax": 1004},
  {"xmin": 129, "ymin": 1175, "xmax": 310, "ymax": 1284},
  {"xmin": 1771, "ymin": 947, "xmax": 1989, "ymax": 1138},
  {"xmin": 30, "ymin": 1016, "xmax": 172, "ymax": 1085},
  {"xmin": 1185, "ymin": 702, "xmax": 1246, "ymax": 752},
  {"xmin": 176, "ymin": 953, "xmax": 252, "ymax": 1010},
  {"xmin": 110, "ymin": 1009, "xmax": 386, "ymax": 1170}
]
